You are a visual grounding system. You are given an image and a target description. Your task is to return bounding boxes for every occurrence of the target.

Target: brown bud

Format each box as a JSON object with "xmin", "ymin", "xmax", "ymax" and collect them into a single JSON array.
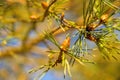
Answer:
[
  {"xmin": 61, "ymin": 12, "xmax": 65, "ymax": 20},
  {"xmin": 86, "ymin": 34, "xmax": 96, "ymax": 42},
  {"xmin": 100, "ymin": 14, "xmax": 108, "ymax": 22},
  {"xmin": 41, "ymin": 1, "xmax": 49, "ymax": 9},
  {"xmin": 86, "ymin": 24, "xmax": 97, "ymax": 31},
  {"xmin": 30, "ymin": 15, "xmax": 38, "ymax": 20},
  {"xmin": 60, "ymin": 37, "xmax": 70, "ymax": 51}
]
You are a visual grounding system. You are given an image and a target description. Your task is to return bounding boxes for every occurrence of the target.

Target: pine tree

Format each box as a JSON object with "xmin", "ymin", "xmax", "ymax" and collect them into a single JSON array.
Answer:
[{"xmin": 0, "ymin": 0, "xmax": 120, "ymax": 80}]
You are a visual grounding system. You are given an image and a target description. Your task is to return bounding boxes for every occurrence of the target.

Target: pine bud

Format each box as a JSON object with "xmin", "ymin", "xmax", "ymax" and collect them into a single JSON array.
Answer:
[
  {"xmin": 30, "ymin": 15, "xmax": 38, "ymax": 20},
  {"xmin": 101, "ymin": 14, "xmax": 108, "ymax": 22},
  {"xmin": 41, "ymin": 1, "xmax": 49, "ymax": 9},
  {"xmin": 61, "ymin": 12, "xmax": 65, "ymax": 20},
  {"xmin": 86, "ymin": 34, "xmax": 96, "ymax": 42},
  {"xmin": 60, "ymin": 37, "xmax": 70, "ymax": 51},
  {"xmin": 86, "ymin": 24, "xmax": 97, "ymax": 31}
]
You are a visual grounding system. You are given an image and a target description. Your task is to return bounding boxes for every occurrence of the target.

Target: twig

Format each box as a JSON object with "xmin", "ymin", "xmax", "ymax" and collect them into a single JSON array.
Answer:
[{"xmin": 42, "ymin": 0, "xmax": 57, "ymax": 21}]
